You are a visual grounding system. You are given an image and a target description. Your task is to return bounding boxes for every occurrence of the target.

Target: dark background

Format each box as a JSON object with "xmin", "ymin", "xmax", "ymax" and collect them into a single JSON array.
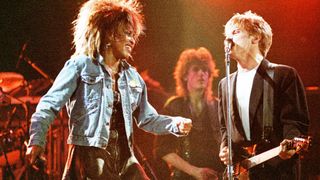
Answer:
[
  {"xmin": 1, "ymin": 0, "xmax": 319, "ymax": 178},
  {"xmin": 1, "ymin": 0, "xmax": 319, "ymax": 91}
]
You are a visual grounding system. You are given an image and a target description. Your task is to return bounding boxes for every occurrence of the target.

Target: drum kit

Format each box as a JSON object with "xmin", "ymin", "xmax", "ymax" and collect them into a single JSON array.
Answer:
[{"xmin": 0, "ymin": 72, "xmax": 51, "ymax": 179}]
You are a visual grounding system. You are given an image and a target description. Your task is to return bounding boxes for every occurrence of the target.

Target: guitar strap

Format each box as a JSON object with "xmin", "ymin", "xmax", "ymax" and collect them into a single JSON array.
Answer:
[{"xmin": 262, "ymin": 62, "xmax": 276, "ymax": 141}]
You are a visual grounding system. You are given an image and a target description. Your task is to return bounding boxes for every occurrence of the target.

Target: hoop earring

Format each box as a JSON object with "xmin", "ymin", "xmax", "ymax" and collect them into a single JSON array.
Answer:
[{"xmin": 105, "ymin": 43, "xmax": 111, "ymax": 50}]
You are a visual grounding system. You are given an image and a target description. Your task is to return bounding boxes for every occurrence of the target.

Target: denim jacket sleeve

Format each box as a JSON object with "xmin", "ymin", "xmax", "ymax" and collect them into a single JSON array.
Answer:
[
  {"xmin": 134, "ymin": 75, "xmax": 183, "ymax": 135},
  {"xmin": 28, "ymin": 59, "xmax": 80, "ymax": 148}
]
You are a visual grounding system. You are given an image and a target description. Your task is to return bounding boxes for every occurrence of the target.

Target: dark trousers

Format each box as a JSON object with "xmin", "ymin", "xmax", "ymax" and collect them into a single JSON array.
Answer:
[{"xmin": 61, "ymin": 145, "xmax": 150, "ymax": 180}]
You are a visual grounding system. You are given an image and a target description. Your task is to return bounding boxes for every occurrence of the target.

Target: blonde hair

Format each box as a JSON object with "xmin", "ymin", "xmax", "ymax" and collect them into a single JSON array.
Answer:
[
  {"xmin": 174, "ymin": 47, "xmax": 219, "ymax": 100},
  {"xmin": 72, "ymin": 0, "xmax": 144, "ymax": 59},
  {"xmin": 225, "ymin": 11, "xmax": 273, "ymax": 57}
]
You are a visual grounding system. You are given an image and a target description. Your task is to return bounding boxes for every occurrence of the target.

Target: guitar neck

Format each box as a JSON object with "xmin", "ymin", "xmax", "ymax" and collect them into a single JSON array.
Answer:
[
  {"xmin": 235, "ymin": 136, "xmax": 311, "ymax": 175},
  {"xmin": 241, "ymin": 146, "xmax": 281, "ymax": 169}
]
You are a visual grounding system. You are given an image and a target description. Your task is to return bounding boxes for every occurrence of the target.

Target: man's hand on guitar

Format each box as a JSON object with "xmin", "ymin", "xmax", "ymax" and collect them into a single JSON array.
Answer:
[
  {"xmin": 219, "ymin": 146, "xmax": 230, "ymax": 165},
  {"xmin": 279, "ymin": 139, "xmax": 296, "ymax": 160}
]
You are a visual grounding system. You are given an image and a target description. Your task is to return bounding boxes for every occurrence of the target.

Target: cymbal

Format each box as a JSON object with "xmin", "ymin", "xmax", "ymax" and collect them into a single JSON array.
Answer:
[{"xmin": 0, "ymin": 72, "xmax": 24, "ymax": 93}]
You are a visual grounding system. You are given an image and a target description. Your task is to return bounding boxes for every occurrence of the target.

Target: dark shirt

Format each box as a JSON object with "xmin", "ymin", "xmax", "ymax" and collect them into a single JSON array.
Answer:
[{"xmin": 154, "ymin": 96, "xmax": 224, "ymax": 179}]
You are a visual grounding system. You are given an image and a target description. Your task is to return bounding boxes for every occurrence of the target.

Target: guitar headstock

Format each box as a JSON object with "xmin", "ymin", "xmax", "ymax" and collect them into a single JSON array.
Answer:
[{"xmin": 293, "ymin": 136, "xmax": 312, "ymax": 154}]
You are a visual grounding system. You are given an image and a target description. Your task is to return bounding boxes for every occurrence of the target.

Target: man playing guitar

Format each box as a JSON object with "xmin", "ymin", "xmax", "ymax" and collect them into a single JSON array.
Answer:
[{"xmin": 218, "ymin": 11, "xmax": 309, "ymax": 179}]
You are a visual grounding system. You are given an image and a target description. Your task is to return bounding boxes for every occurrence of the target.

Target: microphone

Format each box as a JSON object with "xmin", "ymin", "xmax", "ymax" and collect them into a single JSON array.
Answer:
[
  {"xmin": 16, "ymin": 42, "xmax": 28, "ymax": 69},
  {"xmin": 224, "ymin": 38, "xmax": 234, "ymax": 53}
]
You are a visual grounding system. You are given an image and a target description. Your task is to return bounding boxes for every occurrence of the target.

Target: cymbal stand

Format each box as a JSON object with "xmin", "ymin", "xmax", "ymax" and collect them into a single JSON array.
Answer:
[
  {"xmin": 0, "ymin": 88, "xmax": 29, "ymax": 179},
  {"xmin": 4, "ymin": 107, "xmax": 17, "ymax": 130},
  {"xmin": 1, "ymin": 87, "xmax": 27, "ymax": 132},
  {"xmin": 3, "ymin": 94, "xmax": 29, "ymax": 131}
]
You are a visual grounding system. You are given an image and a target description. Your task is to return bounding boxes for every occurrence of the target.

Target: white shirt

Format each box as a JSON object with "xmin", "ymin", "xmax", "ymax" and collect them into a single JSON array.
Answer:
[{"xmin": 236, "ymin": 64, "xmax": 259, "ymax": 141}]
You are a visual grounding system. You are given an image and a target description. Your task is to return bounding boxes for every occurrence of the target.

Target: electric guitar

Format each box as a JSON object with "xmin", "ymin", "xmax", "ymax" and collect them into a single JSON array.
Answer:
[{"xmin": 224, "ymin": 136, "xmax": 311, "ymax": 180}]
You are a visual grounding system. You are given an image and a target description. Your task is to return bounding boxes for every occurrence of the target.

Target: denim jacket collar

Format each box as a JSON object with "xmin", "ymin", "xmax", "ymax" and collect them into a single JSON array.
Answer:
[{"xmin": 96, "ymin": 54, "xmax": 130, "ymax": 71}]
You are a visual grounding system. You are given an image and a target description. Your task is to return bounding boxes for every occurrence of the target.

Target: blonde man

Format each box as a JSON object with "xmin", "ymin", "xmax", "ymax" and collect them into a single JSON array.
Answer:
[{"xmin": 218, "ymin": 11, "xmax": 309, "ymax": 179}]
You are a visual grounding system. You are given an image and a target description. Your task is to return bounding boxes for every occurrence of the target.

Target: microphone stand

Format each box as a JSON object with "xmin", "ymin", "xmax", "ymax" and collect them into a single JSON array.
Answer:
[{"xmin": 225, "ymin": 42, "xmax": 233, "ymax": 179}]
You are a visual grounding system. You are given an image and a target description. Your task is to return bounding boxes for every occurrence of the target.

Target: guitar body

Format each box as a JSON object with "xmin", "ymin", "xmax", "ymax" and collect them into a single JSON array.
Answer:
[
  {"xmin": 223, "ymin": 136, "xmax": 311, "ymax": 180},
  {"xmin": 223, "ymin": 164, "xmax": 249, "ymax": 180}
]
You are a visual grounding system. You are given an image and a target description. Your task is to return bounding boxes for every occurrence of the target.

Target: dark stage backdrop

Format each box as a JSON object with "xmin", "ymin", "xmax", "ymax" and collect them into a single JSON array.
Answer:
[
  {"xmin": 0, "ymin": 0, "xmax": 319, "ymax": 178},
  {"xmin": 1, "ymin": 0, "xmax": 319, "ymax": 91}
]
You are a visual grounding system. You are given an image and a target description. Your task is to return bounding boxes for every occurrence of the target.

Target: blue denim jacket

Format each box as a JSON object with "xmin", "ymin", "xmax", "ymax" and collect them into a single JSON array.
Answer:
[{"xmin": 28, "ymin": 54, "xmax": 181, "ymax": 152}]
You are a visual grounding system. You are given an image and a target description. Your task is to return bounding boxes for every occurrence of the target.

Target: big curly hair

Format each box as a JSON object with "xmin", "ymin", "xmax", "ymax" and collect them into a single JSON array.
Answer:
[{"xmin": 72, "ymin": 0, "xmax": 145, "ymax": 59}]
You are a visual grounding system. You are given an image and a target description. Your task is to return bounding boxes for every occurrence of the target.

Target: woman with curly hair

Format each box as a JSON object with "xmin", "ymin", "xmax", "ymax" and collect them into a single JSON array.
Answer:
[{"xmin": 26, "ymin": 0, "xmax": 192, "ymax": 179}]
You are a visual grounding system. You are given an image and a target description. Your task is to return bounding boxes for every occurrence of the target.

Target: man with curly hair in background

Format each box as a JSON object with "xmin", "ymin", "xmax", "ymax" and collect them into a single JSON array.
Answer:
[{"xmin": 154, "ymin": 47, "xmax": 224, "ymax": 180}]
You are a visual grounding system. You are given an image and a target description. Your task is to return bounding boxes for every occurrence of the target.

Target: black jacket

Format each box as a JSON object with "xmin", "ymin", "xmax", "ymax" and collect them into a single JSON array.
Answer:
[{"xmin": 218, "ymin": 59, "xmax": 309, "ymax": 179}]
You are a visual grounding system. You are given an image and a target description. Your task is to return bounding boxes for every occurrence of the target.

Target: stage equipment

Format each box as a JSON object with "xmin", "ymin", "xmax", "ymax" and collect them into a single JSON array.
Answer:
[
  {"xmin": 224, "ymin": 38, "xmax": 234, "ymax": 180},
  {"xmin": 0, "ymin": 72, "xmax": 25, "ymax": 93}
]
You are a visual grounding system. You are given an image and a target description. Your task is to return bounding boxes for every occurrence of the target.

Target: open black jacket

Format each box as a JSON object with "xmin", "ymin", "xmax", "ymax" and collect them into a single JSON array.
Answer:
[{"xmin": 218, "ymin": 59, "xmax": 309, "ymax": 178}]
